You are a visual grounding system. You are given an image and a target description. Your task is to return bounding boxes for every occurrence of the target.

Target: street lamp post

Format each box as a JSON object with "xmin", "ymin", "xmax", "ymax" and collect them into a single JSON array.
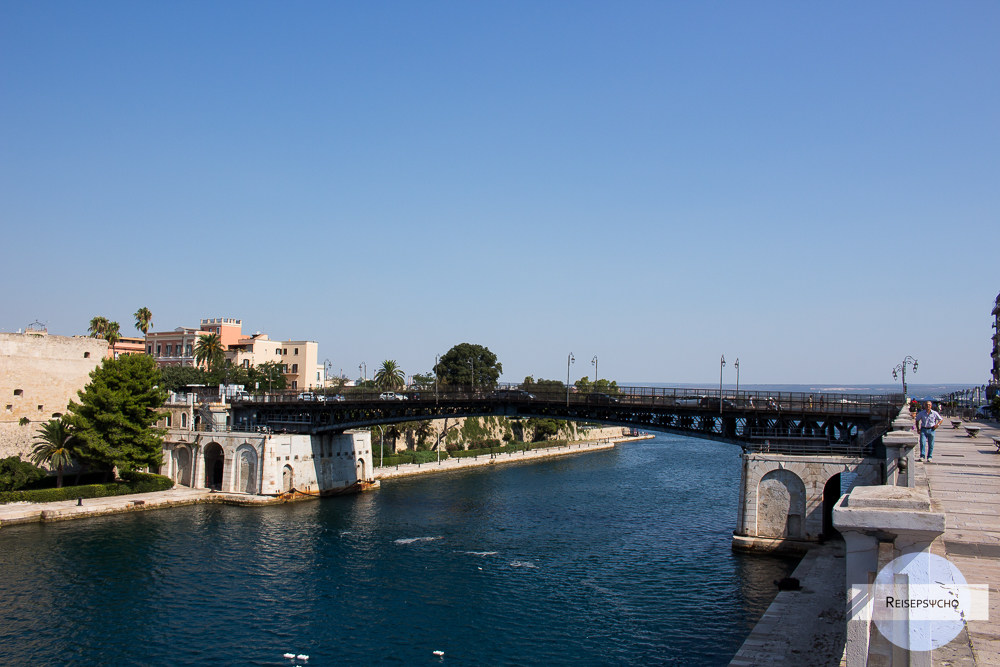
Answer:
[
  {"xmin": 359, "ymin": 362, "xmax": 367, "ymax": 384},
  {"xmin": 567, "ymin": 352, "xmax": 575, "ymax": 406},
  {"xmin": 720, "ymin": 354, "xmax": 726, "ymax": 416},
  {"xmin": 891, "ymin": 356, "xmax": 918, "ymax": 397},
  {"xmin": 592, "ymin": 355, "xmax": 598, "ymax": 384},
  {"xmin": 734, "ymin": 358, "xmax": 740, "ymax": 403},
  {"xmin": 375, "ymin": 424, "xmax": 385, "ymax": 467},
  {"xmin": 434, "ymin": 354, "xmax": 440, "ymax": 405}
]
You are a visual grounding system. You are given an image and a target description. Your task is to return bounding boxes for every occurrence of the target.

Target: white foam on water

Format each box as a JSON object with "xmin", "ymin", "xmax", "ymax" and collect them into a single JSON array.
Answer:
[
  {"xmin": 459, "ymin": 551, "xmax": 499, "ymax": 557},
  {"xmin": 394, "ymin": 536, "xmax": 443, "ymax": 545},
  {"xmin": 509, "ymin": 560, "xmax": 537, "ymax": 569}
]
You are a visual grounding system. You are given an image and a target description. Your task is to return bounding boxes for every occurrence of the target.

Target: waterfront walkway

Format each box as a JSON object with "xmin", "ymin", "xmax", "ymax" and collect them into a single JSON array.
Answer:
[
  {"xmin": 0, "ymin": 487, "xmax": 280, "ymax": 528},
  {"xmin": 730, "ymin": 417, "xmax": 1000, "ymax": 666},
  {"xmin": 374, "ymin": 436, "xmax": 641, "ymax": 480},
  {"xmin": 920, "ymin": 417, "xmax": 1000, "ymax": 666}
]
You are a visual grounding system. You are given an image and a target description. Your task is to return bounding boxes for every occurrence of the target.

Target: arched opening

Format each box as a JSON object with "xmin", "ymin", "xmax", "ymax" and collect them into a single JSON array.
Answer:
[
  {"xmin": 235, "ymin": 445, "xmax": 257, "ymax": 495},
  {"xmin": 181, "ymin": 412, "xmax": 188, "ymax": 428},
  {"xmin": 756, "ymin": 469, "xmax": 807, "ymax": 539},
  {"xmin": 356, "ymin": 458, "xmax": 366, "ymax": 482},
  {"xmin": 203, "ymin": 442, "xmax": 225, "ymax": 490},
  {"xmin": 822, "ymin": 473, "xmax": 843, "ymax": 540},
  {"xmin": 194, "ymin": 414, "xmax": 202, "ymax": 430},
  {"xmin": 174, "ymin": 446, "xmax": 192, "ymax": 487},
  {"xmin": 282, "ymin": 465, "xmax": 294, "ymax": 493}
]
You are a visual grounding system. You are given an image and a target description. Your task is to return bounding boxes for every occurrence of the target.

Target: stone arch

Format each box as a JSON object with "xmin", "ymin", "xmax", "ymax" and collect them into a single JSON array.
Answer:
[
  {"xmin": 173, "ymin": 445, "xmax": 193, "ymax": 487},
  {"xmin": 234, "ymin": 444, "xmax": 258, "ymax": 495},
  {"xmin": 203, "ymin": 442, "xmax": 225, "ymax": 490},
  {"xmin": 282, "ymin": 465, "xmax": 294, "ymax": 493},
  {"xmin": 356, "ymin": 458, "xmax": 366, "ymax": 482},
  {"xmin": 756, "ymin": 468, "xmax": 807, "ymax": 539}
]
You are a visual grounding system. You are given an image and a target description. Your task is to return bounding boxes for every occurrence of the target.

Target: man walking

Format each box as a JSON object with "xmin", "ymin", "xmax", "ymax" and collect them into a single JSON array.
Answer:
[{"xmin": 916, "ymin": 400, "xmax": 944, "ymax": 462}]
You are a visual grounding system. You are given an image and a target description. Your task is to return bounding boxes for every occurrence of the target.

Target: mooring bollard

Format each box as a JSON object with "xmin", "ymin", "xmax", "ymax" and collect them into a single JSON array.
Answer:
[{"xmin": 77, "ymin": 497, "xmax": 82, "ymax": 506}]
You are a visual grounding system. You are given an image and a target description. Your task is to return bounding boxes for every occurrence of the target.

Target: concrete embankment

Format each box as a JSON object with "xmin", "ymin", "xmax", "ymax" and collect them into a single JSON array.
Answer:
[
  {"xmin": 1, "ymin": 435, "xmax": 654, "ymax": 529},
  {"xmin": 0, "ymin": 487, "xmax": 281, "ymax": 529},
  {"xmin": 374, "ymin": 435, "xmax": 652, "ymax": 481}
]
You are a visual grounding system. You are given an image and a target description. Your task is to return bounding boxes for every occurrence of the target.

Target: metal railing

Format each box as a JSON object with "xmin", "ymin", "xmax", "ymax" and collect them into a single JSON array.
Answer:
[{"xmin": 232, "ymin": 383, "xmax": 901, "ymax": 415}]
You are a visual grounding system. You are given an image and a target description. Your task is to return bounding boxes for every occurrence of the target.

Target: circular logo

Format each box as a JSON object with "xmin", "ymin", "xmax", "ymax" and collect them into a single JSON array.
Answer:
[{"xmin": 872, "ymin": 552, "xmax": 969, "ymax": 651}]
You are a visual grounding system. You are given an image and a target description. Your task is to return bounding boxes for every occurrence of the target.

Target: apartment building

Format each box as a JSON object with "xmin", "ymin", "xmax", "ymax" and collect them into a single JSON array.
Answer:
[
  {"xmin": 145, "ymin": 317, "xmax": 323, "ymax": 389},
  {"xmin": 146, "ymin": 317, "xmax": 244, "ymax": 368}
]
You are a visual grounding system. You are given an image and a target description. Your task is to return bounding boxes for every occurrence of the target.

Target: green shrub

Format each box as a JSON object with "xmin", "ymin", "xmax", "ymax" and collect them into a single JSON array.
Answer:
[
  {"xmin": 0, "ymin": 456, "xmax": 46, "ymax": 492},
  {"xmin": 0, "ymin": 473, "xmax": 173, "ymax": 504}
]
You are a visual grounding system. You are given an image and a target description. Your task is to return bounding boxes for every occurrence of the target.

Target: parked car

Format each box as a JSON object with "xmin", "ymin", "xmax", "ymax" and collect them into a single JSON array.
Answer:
[
  {"xmin": 329, "ymin": 394, "xmax": 346, "ymax": 402},
  {"xmin": 297, "ymin": 392, "xmax": 316, "ymax": 401},
  {"xmin": 379, "ymin": 392, "xmax": 407, "ymax": 401},
  {"xmin": 586, "ymin": 392, "xmax": 620, "ymax": 405},
  {"xmin": 491, "ymin": 389, "xmax": 536, "ymax": 400}
]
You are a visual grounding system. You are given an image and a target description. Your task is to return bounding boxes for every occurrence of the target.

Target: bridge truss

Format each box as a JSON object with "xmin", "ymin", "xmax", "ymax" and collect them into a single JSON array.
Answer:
[{"xmin": 227, "ymin": 386, "xmax": 902, "ymax": 456}]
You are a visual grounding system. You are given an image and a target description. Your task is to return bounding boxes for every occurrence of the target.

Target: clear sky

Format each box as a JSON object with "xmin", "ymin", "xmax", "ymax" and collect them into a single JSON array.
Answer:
[{"xmin": 2, "ymin": 2, "xmax": 997, "ymax": 385}]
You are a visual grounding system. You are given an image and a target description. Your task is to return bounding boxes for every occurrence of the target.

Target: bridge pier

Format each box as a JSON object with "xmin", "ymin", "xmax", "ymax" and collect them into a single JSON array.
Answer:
[{"xmin": 732, "ymin": 452, "xmax": 881, "ymax": 554}]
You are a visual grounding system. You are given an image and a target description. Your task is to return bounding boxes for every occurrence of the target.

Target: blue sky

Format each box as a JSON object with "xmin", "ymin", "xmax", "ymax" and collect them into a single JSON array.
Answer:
[{"xmin": 2, "ymin": 2, "xmax": 997, "ymax": 385}]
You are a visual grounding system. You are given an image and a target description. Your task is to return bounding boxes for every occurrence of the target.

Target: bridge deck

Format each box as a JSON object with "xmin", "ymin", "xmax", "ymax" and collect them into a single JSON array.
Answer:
[{"xmin": 217, "ymin": 386, "xmax": 902, "ymax": 454}]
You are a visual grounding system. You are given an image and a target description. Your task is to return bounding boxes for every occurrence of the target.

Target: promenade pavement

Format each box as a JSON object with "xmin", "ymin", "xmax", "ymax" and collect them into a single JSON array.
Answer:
[
  {"xmin": 918, "ymin": 416, "xmax": 1000, "ymax": 666},
  {"xmin": 0, "ymin": 487, "xmax": 283, "ymax": 528},
  {"xmin": 731, "ymin": 416, "xmax": 1000, "ymax": 667}
]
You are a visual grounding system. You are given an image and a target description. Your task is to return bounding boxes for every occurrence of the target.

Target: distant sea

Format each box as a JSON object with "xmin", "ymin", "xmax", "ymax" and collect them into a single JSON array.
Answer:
[{"xmin": 633, "ymin": 382, "xmax": 980, "ymax": 399}]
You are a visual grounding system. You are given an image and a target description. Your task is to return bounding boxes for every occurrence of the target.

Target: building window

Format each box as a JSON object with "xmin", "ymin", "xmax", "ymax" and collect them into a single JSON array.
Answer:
[
  {"xmin": 5, "ymin": 405, "xmax": 11, "ymax": 412},
  {"xmin": 37, "ymin": 405, "xmax": 43, "ymax": 411},
  {"xmin": 84, "ymin": 351, "xmax": 91, "ymax": 358},
  {"xmin": 166, "ymin": 414, "xmax": 172, "ymax": 427},
  {"xmin": 186, "ymin": 344, "xmax": 193, "ymax": 357},
  {"xmin": 292, "ymin": 381, "xmax": 297, "ymax": 389},
  {"xmin": 166, "ymin": 344, "xmax": 173, "ymax": 356},
  {"xmin": 13, "ymin": 389, "xmax": 22, "ymax": 397},
  {"xmin": 317, "ymin": 372, "xmax": 321, "ymax": 381},
  {"xmin": 294, "ymin": 348, "xmax": 299, "ymax": 355},
  {"xmin": 292, "ymin": 364, "xmax": 298, "ymax": 373},
  {"xmin": 156, "ymin": 345, "xmax": 162, "ymax": 356},
  {"xmin": 181, "ymin": 413, "xmax": 187, "ymax": 428},
  {"xmin": 147, "ymin": 346, "xmax": 152, "ymax": 354}
]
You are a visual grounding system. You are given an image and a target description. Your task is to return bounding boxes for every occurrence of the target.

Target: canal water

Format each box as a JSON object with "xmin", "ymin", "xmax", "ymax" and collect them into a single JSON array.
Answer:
[{"xmin": 0, "ymin": 434, "xmax": 797, "ymax": 666}]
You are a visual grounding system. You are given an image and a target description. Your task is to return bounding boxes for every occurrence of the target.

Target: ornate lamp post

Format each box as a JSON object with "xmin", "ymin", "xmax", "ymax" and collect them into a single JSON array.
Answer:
[
  {"xmin": 891, "ymin": 356, "xmax": 918, "ymax": 397},
  {"xmin": 719, "ymin": 354, "xmax": 726, "ymax": 416},
  {"xmin": 734, "ymin": 358, "xmax": 740, "ymax": 403},
  {"xmin": 359, "ymin": 362, "xmax": 367, "ymax": 384},
  {"xmin": 592, "ymin": 355, "xmax": 598, "ymax": 384},
  {"xmin": 567, "ymin": 352, "xmax": 575, "ymax": 406}
]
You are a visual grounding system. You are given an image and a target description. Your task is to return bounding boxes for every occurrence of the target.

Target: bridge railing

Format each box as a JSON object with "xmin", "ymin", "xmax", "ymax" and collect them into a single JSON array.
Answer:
[{"xmin": 231, "ymin": 384, "xmax": 902, "ymax": 416}]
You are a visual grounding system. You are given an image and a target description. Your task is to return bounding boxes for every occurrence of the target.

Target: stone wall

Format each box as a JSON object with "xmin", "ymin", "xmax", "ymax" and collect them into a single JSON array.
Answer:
[
  {"xmin": 390, "ymin": 415, "xmax": 630, "ymax": 453},
  {"xmin": 160, "ymin": 427, "xmax": 373, "ymax": 496},
  {"xmin": 733, "ymin": 453, "xmax": 881, "ymax": 551},
  {"xmin": 0, "ymin": 333, "xmax": 107, "ymax": 460}
]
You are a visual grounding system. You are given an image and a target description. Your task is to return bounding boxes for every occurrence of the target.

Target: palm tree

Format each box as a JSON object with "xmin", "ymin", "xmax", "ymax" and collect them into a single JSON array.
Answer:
[
  {"xmin": 31, "ymin": 418, "xmax": 78, "ymax": 488},
  {"xmin": 374, "ymin": 360, "xmax": 406, "ymax": 391},
  {"xmin": 104, "ymin": 321, "xmax": 121, "ymax": 356},
  {"xmin": 134, "ymin": 307, "xmax": 153, "ymax": 336},
  {"xmin": 194, "ymin": 333, "xmax": 225, "ymax": 372},
  {"xmin": 88, "ymin": 316, "xmax": 110, "ymax": 338}
]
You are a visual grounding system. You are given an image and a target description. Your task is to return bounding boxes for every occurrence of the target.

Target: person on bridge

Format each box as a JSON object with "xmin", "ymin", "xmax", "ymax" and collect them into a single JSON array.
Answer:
[{"xmin": 915, "ymin": 400, "xmax": 944, "ymax": 462}]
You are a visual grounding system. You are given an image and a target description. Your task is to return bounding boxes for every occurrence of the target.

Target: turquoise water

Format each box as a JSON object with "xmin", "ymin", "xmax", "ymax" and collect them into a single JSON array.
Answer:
[{"xmin": 0, "ymin": 435, "xmax": 797, "ymax": 666}]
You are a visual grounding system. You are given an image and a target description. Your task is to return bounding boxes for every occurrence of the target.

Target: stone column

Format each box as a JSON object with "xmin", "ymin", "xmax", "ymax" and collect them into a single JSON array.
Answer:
[
  {"xmin": 833, "ymin": 486, "xmax": 945, "ymax": 667},
  {"xmin": 883, "ymin": 430, "xmax": 917, "ymax": 488}
]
